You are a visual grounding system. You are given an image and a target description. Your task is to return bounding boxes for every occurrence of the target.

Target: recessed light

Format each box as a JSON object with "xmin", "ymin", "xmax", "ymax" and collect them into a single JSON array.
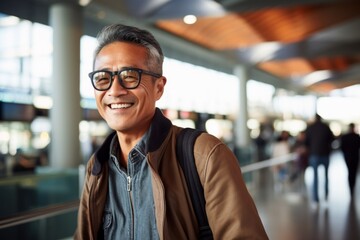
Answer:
[{"xmin": 183, "ymin": 15, "xmax": 197, "ymax": 25}]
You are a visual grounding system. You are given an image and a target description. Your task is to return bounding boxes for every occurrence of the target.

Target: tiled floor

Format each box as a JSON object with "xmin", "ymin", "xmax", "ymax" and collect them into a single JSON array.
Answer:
[{"xmin": 251, "ymin": 151, "xmax": 360, "ymax": 240}]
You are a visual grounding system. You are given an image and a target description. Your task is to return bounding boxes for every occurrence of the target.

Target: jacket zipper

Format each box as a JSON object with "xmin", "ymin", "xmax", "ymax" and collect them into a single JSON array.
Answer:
[
  {"xmin": 127, "ymin": 175, "xmax": 134, "ymax": 240},
  {"xmin": 127, "ymin": 175, "xmax": 132, "ymax": 191}
]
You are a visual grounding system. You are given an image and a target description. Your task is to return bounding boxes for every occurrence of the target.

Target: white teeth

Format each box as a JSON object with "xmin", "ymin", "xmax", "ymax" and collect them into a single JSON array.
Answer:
[{"xmin": 110, "ymin": 103, "xmax": 132, "ymax": 109}]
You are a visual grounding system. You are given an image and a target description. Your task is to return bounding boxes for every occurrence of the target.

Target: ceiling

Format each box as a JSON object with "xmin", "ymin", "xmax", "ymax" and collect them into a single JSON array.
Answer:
[{"xmin": 2, "ymin": 0, "xmax": 360, "ymax": 95}]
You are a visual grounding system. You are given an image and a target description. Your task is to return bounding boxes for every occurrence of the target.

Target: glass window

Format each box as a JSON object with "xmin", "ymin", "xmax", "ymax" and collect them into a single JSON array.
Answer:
[{"xmin": 0, "ymin": 16, "xmax": 53, "ymax": 95}]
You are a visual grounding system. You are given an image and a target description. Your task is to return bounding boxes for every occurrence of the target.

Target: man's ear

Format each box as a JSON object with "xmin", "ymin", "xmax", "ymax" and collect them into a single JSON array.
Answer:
[{"xmin": 155, "ymin": 76, "xmax": 167, "ymax": 100}]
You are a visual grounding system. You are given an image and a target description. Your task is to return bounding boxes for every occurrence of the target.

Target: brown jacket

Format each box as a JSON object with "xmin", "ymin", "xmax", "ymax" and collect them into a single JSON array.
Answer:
[{"xmin": 75, "ymin": 108, "xmax": 268, "ymax": 240}]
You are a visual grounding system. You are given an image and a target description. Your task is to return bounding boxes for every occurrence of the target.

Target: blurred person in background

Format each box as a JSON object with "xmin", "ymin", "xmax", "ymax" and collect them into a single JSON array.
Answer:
[
  {"xmin": 305, "ymin": 114, "xmax": 334, "ymax": 204},
  {"xmin": 254, "ymin": 124, "xmax": 269, "ymax": 162},
  {"xmin": 270, "ymin": 130, "xmax": 291, "ymax": 192},
  {"xmin": 292, "ymin": 131, "xmax": 309, "ymax": 195},
  {"xmin": 340, "ymin": 123, "xmax": 360, "ymax": 198}
]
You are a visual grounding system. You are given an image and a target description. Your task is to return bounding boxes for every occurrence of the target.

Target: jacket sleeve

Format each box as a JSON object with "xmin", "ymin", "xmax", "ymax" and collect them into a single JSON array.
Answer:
[
  {"xmin": 74, "ymin": 158, "xmax": 97, "ymax": 240},
  {"xmin": 194, "ymin": 134, "xmax": 268, "ymax": 240}
]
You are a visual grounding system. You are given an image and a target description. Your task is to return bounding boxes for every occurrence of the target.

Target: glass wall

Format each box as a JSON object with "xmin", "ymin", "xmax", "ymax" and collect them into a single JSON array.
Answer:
[{"xmin": 0, "ymin": 15, "xmax": 52, "ymax": 97}]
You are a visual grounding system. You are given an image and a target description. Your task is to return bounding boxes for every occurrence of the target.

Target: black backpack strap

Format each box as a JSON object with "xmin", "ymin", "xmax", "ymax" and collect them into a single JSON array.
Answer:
[{"xmin": 176, "ymin": 128, "xmax": 213, "ymax": 240}]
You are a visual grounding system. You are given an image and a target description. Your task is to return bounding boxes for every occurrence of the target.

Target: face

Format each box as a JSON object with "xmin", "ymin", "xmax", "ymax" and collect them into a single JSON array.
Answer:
[{"xmin": 93, "ymin": 42, "xmax": 166, "ymax": 136}]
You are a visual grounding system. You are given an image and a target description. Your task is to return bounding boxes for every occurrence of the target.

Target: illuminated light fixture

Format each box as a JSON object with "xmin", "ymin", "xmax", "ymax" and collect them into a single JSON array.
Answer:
[
  {"xmin": 301, "ymin": 70, "xmax": 332, "ymax": 86},
  {"xmin": 183, "ymin": 15, "xmax": 197, "ymax": 24},
  {"xmin": 33, "ymin": 95, "xmax": 53, "ymax": 109},
  {"xmin": 248, "ymin": 42, "xmax": 282, "ymax": 63},
  {"xmin": 78, "ymin": 0, "xmax": 92, "ymax": 6}
]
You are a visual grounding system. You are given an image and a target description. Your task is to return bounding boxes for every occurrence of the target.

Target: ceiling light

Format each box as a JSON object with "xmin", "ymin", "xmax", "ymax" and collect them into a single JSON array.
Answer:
[
  {"xmin": 183, "ymin": 15, "xmax": 197, "ymax": 24},
  {"xmin": 301, "ymin": 70, "xmax": 332, "ymax": 86},
  {"xmin": 78, "ymin": 0, "xmax": 92, "ymax": 7}
]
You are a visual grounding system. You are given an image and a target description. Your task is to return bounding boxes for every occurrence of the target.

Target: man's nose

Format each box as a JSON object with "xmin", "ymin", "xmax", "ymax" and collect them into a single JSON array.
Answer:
[{"xmin": 108, "ymin": 75, "xmax": 128, "ymax": 94}]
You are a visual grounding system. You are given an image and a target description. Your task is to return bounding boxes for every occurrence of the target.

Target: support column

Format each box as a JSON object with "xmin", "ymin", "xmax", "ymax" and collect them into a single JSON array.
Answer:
[
  {"xmin": 233, "ymin": 65, "xmax": 251, "ymax": 164},
  {"xmin": 49, "ymin": 3, "xmax": 82, "ymax": 168}
]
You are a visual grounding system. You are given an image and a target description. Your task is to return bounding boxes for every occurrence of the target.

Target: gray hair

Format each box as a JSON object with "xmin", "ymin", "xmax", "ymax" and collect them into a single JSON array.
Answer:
[{"xmin": 93, "ymin": 24, "xmax": 164, "ymax": 74}]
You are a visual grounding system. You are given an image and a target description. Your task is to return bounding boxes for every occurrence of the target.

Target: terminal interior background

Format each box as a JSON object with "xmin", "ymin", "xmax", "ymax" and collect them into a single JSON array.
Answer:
[{"xmin": 0, "ymin": 0, "xmax": 360, "ymax": 239}]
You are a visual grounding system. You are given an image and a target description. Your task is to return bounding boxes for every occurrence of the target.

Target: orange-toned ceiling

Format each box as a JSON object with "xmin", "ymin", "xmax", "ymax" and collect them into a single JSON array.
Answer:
[
  {"xmin": 156, "ymin": 1, "xmax": 360, "ymax": 92},
  {"xmin": 258, "ymin": 56, "xmax": 359, "ymax": 78},
  {"xmin": 156, "ymin": 2, "xmax": 360, "ymax": 50}
]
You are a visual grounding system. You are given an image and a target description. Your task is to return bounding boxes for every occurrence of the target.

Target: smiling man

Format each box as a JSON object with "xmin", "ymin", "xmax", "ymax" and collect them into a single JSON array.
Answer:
[{"xmin": 75, "ymin": 24, "xmax": 268, "ymax": 240}]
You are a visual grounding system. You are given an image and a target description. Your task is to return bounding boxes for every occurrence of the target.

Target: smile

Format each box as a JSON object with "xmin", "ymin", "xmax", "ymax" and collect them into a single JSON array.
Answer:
[{"xmin": 110, "ymin": 103, "xmax": 133, "ymax": 109}]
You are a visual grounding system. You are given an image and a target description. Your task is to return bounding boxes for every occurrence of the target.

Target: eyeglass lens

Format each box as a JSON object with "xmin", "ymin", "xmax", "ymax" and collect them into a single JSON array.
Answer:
[{"xmin": 92, "ymin": 70, "xmax": 140, "ymax": 90}]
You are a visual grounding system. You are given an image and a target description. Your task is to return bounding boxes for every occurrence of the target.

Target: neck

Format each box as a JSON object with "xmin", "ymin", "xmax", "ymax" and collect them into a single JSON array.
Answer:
[{"xmin": 116, "ymin": 130, "xmax": 146, "ymax": 168}]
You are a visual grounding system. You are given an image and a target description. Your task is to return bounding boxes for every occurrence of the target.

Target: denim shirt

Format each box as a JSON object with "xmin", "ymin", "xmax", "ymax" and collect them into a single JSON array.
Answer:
[{"xmin": 103, "ymin": 130, "xmax": 159, "ymax": 240}]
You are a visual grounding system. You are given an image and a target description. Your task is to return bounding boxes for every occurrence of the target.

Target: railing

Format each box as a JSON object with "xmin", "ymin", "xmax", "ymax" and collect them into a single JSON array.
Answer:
[
  {"xmin": 0, "ymin": 200, "xmax": 79, "ymax": 230},
  {"xmin": 0, "ymin": 167, "xmax": 80, "ymax": 239},
  {"xmin": 0, "ymin": 154, "xmax": 296, "ymax": 233},
  {"xmin": 241, "ymin": 153, "xmax": 296, "ymax": 173}
]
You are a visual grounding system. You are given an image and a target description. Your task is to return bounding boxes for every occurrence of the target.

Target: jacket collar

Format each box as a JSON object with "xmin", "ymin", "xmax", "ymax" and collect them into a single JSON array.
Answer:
[{"xmin": 92, "ymin": 108, "xmax": 172, "ymax": 175}]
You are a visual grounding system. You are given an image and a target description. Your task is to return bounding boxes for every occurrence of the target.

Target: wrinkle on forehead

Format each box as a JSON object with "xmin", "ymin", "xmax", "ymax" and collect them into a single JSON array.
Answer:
[{"xmin": 94, "ymin": 42, "xmax": 149, "ymax": 71}]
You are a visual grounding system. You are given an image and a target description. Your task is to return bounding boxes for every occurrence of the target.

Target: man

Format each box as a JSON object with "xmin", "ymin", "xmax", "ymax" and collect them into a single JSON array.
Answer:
[
  {"xmin": 340, "ymin": 123, "xmax": 360, "ymax": 197},
  {"xmin": 305, "ymin": 114, "xmax": 334, "ymax": 203},
  {"xmin": 75, "ymin": 24, "xmax": 268, "ymax": 239}
]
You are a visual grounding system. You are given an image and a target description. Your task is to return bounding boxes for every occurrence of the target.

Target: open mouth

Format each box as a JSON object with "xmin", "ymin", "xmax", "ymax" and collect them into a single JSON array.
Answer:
[{"xmin": 109, "ymin": 103, "xmax": 133, "ymax": 109}]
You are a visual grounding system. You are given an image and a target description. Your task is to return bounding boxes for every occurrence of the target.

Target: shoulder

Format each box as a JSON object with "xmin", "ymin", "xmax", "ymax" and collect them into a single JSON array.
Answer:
[
  {"xmin": 193, "ymin": 132, "xmax": 237, "ymax": 176},
  {"xmin": 194, "ymin": 132, "xmax": 224, "ymax": 155},
  {"xmin": 175, "ymin": 128, "xmax": 222, "ymax": 159}
]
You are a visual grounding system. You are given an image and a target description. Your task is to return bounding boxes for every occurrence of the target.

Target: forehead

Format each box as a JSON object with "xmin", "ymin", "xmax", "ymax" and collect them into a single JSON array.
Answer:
[{"xmin": 94, "ymin": 42, "xmax": 148, "ymax": 69}]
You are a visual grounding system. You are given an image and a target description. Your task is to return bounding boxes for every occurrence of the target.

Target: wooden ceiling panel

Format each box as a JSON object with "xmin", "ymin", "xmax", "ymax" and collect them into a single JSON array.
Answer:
[
  {"xmin": 307, "ymin": 82, "xmax": 339, "ymax": 93},
  {"xmin": 259, "ymin": 56, "xmax": 360, "ymax": 80},
  {"xmin": 156, "ymin": 14, "xmax": 264, "ymax": 50},
  {"xmin": 310, "ymin": 57, "xmax": 353, "ymax": 72},
  {"xmin": 308, "ymin": 78, "xmax": 360, "ymax": 93},
  {"xmin": 154, "ymin": 1, "xmax": 360, "ymax": 93},
  {"xmin": 241, "ymin": 3, "xmax": 360, "ymax": 43},
  {"xmin": 156, "ymin": 2, "xmax": 360, "ymax": 51},
  {"xmin": 258, "ymin": 58, "xmax": 314, "ymax": 78}
]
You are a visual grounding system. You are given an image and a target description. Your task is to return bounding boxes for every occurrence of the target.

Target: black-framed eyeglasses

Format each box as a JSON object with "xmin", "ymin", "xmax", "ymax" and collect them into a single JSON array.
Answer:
[{"xmin": 88, "ymin": 67, "xmax": 162, "ymax": 91}]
